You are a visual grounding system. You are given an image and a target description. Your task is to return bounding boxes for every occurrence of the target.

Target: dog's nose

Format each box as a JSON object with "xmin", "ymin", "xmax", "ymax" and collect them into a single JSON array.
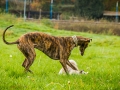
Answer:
[{"xmin": 81, "ymin": 52, "xmax": 84, "ymax": 56}]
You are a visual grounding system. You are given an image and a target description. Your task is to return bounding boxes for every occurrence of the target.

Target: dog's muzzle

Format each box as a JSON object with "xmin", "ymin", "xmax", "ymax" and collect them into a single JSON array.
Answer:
[
  {"xmin": 79, "ymin": 47, "xmax": 84, "ymax": 56},
  {"xmin": 81, "ymin": 52, "xmax": 84, "ymax": 56}
]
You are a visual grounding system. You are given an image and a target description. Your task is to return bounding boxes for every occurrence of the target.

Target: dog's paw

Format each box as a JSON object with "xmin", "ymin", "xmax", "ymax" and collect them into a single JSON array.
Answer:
[{"xmin": 80, "ymin": 70, "xmax": 88, "ymax": 74}]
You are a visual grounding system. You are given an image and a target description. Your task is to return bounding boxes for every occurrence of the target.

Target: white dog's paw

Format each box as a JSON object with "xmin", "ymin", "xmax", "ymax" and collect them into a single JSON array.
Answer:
[{"xmin": 80, "ymin": 70, "xmax": 88, "ymax": 74}]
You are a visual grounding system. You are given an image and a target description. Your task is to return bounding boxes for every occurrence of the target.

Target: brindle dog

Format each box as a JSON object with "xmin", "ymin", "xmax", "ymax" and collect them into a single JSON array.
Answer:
[{"xmin": 3, "ymin": 25, "xmax": 92, "ymax": 74}]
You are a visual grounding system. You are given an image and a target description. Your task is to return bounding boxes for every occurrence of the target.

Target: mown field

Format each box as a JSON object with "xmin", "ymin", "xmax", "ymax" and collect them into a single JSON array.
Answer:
[{"xmin": 0, "ymin": 14, "xmax": 120, "ymax": 90}]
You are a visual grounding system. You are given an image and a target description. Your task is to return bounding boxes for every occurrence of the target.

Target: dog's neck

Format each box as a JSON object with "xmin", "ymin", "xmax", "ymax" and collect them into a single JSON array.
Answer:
[{"xmin": 72, "ymin": 35, "xmax": 78, "ymax": 47}]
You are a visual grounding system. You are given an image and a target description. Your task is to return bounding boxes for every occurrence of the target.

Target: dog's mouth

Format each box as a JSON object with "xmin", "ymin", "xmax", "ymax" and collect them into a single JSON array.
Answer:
[
  {"xmin": 81, "ymin": 52, "xmax": 84, "ymax": 56},
  {"xmin": 80, "ymin": 49, "xmax": 84, "ymax": 56}
]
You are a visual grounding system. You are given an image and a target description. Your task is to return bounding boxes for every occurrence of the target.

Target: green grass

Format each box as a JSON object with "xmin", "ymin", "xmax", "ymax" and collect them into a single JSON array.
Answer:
[{"xmin": 0, "ymin": 14, "xmax": 120, "ymax": 90}]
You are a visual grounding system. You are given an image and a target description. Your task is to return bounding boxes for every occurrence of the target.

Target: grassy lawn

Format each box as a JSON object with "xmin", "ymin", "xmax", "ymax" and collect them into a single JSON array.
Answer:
[{"xmin": 0, "ymin": 14, "xmax": 120, "ymax": 90}]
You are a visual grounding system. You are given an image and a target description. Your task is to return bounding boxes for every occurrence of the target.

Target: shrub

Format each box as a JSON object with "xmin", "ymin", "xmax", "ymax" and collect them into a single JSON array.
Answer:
[
  {"xmin": 41, "ymin": 19, "xmax": 53, "ymax": 28},
  {"xmin": 53, "ymin": 21, "xmax": 120, "ymax": 36},
  {"xmin": 75, "ymin": 0, "xmax": 104, "ymax": 19}
]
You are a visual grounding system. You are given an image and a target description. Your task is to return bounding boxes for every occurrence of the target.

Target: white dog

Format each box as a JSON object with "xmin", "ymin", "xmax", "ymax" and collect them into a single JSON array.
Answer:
[{"xmin": 59, "ymin": 60, "xmax": 88, "ymax": 75}]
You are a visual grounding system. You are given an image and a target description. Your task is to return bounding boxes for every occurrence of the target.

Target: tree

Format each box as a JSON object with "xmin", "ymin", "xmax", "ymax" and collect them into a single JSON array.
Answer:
[
  {"xmin": 103, "ymin": 0, "xmax": 120, "ymax": 11},
  {"xmin": 75, "ymin": 0, "xmax": 104, "ymax": 19},
  {"xmin": 0, "ymin": 1, "xmax": 5, "ymax": 11}
]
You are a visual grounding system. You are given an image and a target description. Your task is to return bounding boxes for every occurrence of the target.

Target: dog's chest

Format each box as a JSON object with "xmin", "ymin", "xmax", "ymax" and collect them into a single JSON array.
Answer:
[{"xmin": 33, "ymin": 36, "xmax": 60, "ymax": 60}]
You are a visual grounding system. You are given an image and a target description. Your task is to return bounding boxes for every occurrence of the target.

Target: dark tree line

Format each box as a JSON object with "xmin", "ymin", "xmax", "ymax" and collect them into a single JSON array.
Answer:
[
  {"xmin": 0, "ymin": 0, "xmax": 119, "ymax": 19},
  {"xmin": 75, "ymin": 0, "xmax": 104, "ymax": 19}
]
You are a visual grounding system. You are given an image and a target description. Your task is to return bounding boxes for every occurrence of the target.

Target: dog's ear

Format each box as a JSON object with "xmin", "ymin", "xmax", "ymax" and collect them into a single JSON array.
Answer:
[
  {"xmin": 85, "ymin": 38, "xmax": 92, "ymax": 42},
  {"xmin": 78, "ymin": 37, "xmax": 92, "ymax": 42}
]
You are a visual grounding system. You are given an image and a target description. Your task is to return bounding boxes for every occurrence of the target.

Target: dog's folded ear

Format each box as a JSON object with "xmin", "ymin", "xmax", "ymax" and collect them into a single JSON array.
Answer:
[{"xmin": 85, "ymin": 38, "xmax": 92, "ymax": 42}]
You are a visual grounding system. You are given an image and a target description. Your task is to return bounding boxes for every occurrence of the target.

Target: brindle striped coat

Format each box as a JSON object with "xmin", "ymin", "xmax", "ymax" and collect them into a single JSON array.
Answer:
[{"xmin": 3, "ymin": 25, "xmax": 92, "ymax": 74}]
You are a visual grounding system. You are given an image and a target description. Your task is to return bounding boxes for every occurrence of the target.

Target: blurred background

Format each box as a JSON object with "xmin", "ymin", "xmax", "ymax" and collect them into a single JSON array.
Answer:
[{"xmin": 0, "ymin": 0, "xmax": 120, "ymax": 21}]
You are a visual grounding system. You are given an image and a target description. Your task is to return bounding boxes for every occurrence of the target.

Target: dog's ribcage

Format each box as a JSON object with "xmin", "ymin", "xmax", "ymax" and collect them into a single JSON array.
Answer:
[{"xmin": 22, "ymin": 32, "xmax": 74, "ymax": 60}]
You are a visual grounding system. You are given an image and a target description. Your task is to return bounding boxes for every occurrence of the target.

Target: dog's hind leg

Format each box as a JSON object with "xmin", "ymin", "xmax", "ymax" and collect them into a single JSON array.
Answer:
[
  {"xmin": 22, "ymin": 58, "xmax": 33, "ymax": 73},
  {"xmin": 25, "ymin": 52, "xmax": 36, "ymax": 73},
  {"xmin": 22, "ymin": 58, "xmax": 28, "ymax": 68},
  {"xmin": 18, "ymin": 44, "xmax": 36, "ymax": 73},
  {"xmin": 24, "ymin": 49, "xmax": 36, "ymax": 73}
]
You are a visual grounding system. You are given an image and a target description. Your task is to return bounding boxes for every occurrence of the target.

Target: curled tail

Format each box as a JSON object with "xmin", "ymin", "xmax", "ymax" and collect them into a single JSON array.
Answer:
[{"xmin": 3, "ymin": 25, "xmax": 19, "ymax": 45}]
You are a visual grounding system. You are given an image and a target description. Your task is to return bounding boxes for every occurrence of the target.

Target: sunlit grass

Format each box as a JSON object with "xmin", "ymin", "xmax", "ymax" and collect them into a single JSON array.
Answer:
[{"xmin": 0, "ymin": 14, "xmax": 120, "ymax": 90}]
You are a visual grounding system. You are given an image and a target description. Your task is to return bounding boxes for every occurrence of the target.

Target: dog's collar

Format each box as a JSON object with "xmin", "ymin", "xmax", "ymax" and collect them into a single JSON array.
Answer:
[{"xmin": 72, "ymin": 35, "xmax": 78, "ymax": 47}]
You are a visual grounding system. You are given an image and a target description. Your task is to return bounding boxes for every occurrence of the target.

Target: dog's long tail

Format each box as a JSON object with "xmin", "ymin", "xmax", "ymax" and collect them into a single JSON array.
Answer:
[{"xmin": 3, "ymin": 25, "xmax": 19, "ymax": 45}]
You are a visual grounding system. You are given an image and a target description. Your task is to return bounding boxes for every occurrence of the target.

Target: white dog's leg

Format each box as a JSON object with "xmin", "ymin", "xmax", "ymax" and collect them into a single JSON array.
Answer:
[
  {"xmin": 59, "ymin": 60, "xmax": 88, "ymax": 75},
  {"xmin": 59, "ymin": 60, "xmax": 79, "ymax": 75}
]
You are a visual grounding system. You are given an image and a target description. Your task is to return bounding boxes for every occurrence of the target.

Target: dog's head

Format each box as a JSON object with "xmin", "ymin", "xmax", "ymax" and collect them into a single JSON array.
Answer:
[{"xmin": 77, "ymin": 36, "xmax": 92, "ymax": 56}]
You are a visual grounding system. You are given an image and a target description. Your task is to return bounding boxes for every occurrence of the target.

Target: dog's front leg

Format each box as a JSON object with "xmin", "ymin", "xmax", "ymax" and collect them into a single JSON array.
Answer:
[
  {"xmin": 67, "ymin": 60, "xmax": 78, "ymax": 70},
  {"xmin": 59, "ymin": 59, "xmax": 69, "ymax": 75}
]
